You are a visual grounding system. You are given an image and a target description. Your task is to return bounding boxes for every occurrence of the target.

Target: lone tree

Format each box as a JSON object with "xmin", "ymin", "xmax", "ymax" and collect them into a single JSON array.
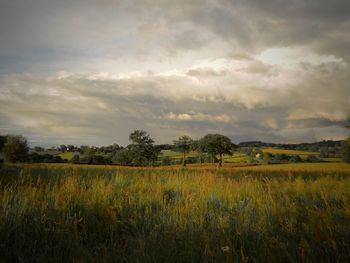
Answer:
[
  {"xmin": 0, "ymin": 135, "xmax": 6, "ymax": 167},
  {"xmin": 342, "ymin": 123, "xmax": 350, "ymax": 163},
  {"xmin": 0, "ymin": 135, "xmax": 6, "ymax": 152},
  {"xmin": 129, "ymin": 130, "xmax": 154, "ymax": 145},
  {"xmin": 173, "ymin": 135, "xmax": 193, "ymax": 166},
  {"xmin": 2, "ymin": 135, "xmax": 29, "ymax": 163},
  {"xmin": 199, "ymin": 134, "xmax": 236, "ymax": 166},
  {"xmin": 128, "ymin": 130, "xmax": 158, "ymax": 166}
]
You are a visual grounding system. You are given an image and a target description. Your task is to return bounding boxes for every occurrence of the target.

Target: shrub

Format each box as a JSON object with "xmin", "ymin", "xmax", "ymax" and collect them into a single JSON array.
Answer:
[
  {"xmin": 290, "ymin": 155, "xmax": 303, "ymax": 163},
  {"xmin": 306, "ymin": 155, "xmax": 321, "ymax": 163},
  {"xmin": 161, "ymin": 156, "xmax": 172, "ymax": 166}
]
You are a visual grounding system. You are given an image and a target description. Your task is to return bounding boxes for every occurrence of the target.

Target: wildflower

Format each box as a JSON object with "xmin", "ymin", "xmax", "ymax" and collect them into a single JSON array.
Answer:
[{"xmin": 221, "ymin": 246, "xmax": 230, "ymax": 252}]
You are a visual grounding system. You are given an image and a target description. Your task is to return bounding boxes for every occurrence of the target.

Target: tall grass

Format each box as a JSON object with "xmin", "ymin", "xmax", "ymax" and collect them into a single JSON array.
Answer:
[{"xmin": 0, "ymin": 164, "xmax": 349, "ymax": 262}]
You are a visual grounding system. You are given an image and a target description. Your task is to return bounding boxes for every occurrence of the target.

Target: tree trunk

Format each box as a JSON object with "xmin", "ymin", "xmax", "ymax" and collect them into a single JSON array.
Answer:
[
  {"xmin": 219, "ymin": 153, "xmax": 222, "ymax": 167},
  {"xmin": 183, "ymin": 152, "xmax": 186, "ymax": 167}
]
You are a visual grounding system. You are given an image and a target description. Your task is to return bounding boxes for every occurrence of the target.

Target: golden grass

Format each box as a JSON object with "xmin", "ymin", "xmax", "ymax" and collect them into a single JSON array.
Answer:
[
  {"xmin": 233, "ymin": 162, "xmax": 350, "ymax": 172},
  {"xmin": 0, "ymin": 163, "xmax": 349, "ymax": 262}
]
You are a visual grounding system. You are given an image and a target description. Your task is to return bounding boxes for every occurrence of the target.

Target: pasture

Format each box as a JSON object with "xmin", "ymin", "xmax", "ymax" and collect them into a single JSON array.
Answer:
[
  {"xmin": 0, "ymin": 163, "xmax": 349, "ymax": 262},
  {"xmin": 261, "ymin": 147, "xmax": 319, "ymax": 156},
  {"xmin": 58, "ymin": 151, "xmax": 76, "ymax": 160}
]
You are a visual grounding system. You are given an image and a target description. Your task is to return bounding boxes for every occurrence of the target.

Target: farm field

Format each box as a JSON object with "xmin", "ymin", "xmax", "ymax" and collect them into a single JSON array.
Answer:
[
  {"xmin": 261, "ymin": 147, "xmax": 319, "ymax": 156},
  {"xmin": 159, "ymin": 149, "xmax": 198, "ymax": 159},
  {"xmin": 58, "ymin": 151, "xmax": 76, "ymax": 160},
  {"xmin": 159, "ymin": 150, "xmax": 251, "ymax": 165},
  {"xmin": 160, "ymin": 147, "xmax": 325, "ymax": 164},
  {"xmin": 222, "ymin": 153, "xmax": 250, "ymax": 163},
  {"xmin": 0, "ymin": 163, "xmax": 349, "ymax": 262}
]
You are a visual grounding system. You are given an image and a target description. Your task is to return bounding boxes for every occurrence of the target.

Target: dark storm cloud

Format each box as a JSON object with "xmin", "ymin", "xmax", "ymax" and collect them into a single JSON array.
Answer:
[{"xmin": 1, "ymin": 0, "xmax": 349, "ymax": 72}]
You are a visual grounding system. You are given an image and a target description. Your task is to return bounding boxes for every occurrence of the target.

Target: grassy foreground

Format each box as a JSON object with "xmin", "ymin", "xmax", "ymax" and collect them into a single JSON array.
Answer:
[{"xmin": 0, "ymin": 163, "xmax": 350, "ymax": 262}]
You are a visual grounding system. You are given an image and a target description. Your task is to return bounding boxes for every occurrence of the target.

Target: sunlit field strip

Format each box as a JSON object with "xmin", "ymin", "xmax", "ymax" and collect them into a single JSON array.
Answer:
[{"xmin": 261, "ymin": 147, "xmax": 320, "ymax": 156}]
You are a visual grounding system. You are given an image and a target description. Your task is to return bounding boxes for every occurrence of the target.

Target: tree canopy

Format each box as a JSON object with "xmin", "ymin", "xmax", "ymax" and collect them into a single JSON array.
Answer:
[
  {"xmin": 198, "ymin": 134, "xmax": 236, "ymax": 166},
  {"xmin": 0, "ymin": 135, "xmax": 6, "ymax": 152},
  {"xmin": 2, "ymin": 135, "xmax": 29, "ymax": 163},
  {"xmin": 129, "ymin": 130, "xmax": 154, "ymax": 145},
  {"xmin": 173, "ymin": 135, "xmax": 193, "ymax": 166},
  {"xmin": 342, "ymin": 123, "xmax": 350, "ymax": 163},
  {"xmin": 128, "ymin": 130, "xmax": 158, "ymax": 166}
]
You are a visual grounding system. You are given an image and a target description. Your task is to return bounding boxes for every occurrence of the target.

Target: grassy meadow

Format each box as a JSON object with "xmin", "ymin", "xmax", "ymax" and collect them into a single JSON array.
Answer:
[{"xmin": 0, "ymin": 163, "xmax": 350, "ymax": 262}]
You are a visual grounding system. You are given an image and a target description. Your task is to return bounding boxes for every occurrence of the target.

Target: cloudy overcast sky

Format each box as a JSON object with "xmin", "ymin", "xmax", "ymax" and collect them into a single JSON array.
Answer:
[{"xmin": 0, "ymin": 0, "xmax": 349, "ymax": 146}]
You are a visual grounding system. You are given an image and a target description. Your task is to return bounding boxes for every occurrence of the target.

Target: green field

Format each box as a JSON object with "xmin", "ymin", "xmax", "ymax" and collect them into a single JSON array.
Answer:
[
  {"xmin": 58, "ymin": 151, "xmax": 76, "ymax": 160},
  {"xmin": 222, "ymin": 153, "xmax": 250, "ymax": 163},
  {"xmin": 160, "ymin": 150, "xmax": 249, "ymax": 163},
  {"xmin": 159, "ymin": 149, "xmax": 198, "ymax": 159},
  {"xmin": 261, "ymin": 147, "xmax": 319, "ymax": 156},
  {"xmin": 160, "ymin": 147, "xmax": 325, "ymax": 164},
  {"xmin": 0, "ymin": 163, "xmax": 349, "ymax": 262}
]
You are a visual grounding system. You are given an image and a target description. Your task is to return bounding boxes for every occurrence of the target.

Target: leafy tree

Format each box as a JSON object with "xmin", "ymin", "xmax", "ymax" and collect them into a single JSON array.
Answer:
[
  {"xmin": 28, "ymin": 153, "xmax": 65, "ymax": 163},
  {"xmin": 98, "ymin": 144, "xmax": 122, "ymax": 155},
  {"xmin": 173, "ymin": 135, "xmax": 193, "ymax": 166},
  {"xmin": 78, "ymin": 145, "xmax": 90, "ymax": 154},
  {"xmin": 320, "ymin": 147, "xmax": 329, "ymax": 158},
  {"xmin": 198, "ymin": 134, "xmax": 236, "ymax": 166},
  {"xmin": 34, "ymin": 146, "xmax": 45, "ymax": 152},
  {"xmin": 161, "ymin": 156, "xmax": 172, "ymax": 166},
  {"xmin": 263, "ymin": 152, "xmax": 272, "ymax": 163},
  {"xmin": 341, "ymin": 124, "xmax": 350, "ymax": 163},
  {"xmin": 67, "ymin": 145, "xmax": 75, "ymax": 152},
  {"xmin": 2, "ymin": 135, "xmax": 29, "ymax": 163},
  {"xmin": 129, "ymin": 130, "xmax": 154, "ymax": 145},
  {"xmin": 90, "ymin": 155, "xmax": 110, "ymax": 165},
  {"xmin": 341, "ymin": 122, "xmax": 350, "ymax": 163},
  {"xmin": 0, "ymin": 135, "xmax": 6, "ymax": 167},
  {"xmin": 79, "ymin": 147, "xmax": 96, "ymax": 164},
  {"xmin": 59, "ymin": 145, "xmax": 67, "ymax": 153},
  {"xmin": 0, "ymin": 135, "xmax": 6, "ymax": 151},
  {"xmin": 290, "ymin": 155, "xmax": 302, "ymax": 163},
  {"xmin": 128, "ymin": 130, "xmax": 158, "ymax": 166},
  {"xmin": 71, "ymin": 154, "xmax": 80, "ymax": 163},
  {"xmin": 306, "ymin": 155, "xmax": 321, "ymax": 163},
  {"xmin": 342, "ymin": 137, "xmax": 350, "ymax": 163},
  {"xmin": 191, "ymin": 140, "xmax": 205, "ymax": 165},
  {"xmin": 113, "ymin": 149, "xmax": 134, "ymax": 165}
]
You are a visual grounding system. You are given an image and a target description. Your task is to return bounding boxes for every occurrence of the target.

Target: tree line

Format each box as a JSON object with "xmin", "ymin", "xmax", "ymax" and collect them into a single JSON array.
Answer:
[
  {"xmin": 0, "ymin": 131, "xmax": 236, "ymax": 167},
  {"xmin": 1, "ymin": 127, "xmax": 350, "ymax": 167}
]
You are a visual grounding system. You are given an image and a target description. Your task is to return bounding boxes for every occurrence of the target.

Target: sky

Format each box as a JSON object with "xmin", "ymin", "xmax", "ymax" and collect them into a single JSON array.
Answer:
[{"xmin": 0, "ymin": 0, "xmax": 349, "ymax": 147}]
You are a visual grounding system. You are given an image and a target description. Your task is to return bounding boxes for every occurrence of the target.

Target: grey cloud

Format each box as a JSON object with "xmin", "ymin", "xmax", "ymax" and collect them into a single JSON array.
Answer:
[
  {"xmin": 165, "ymin": 29, "xmax": 208, "ymax": 55},
  {"xmin": 1, "ymin": 0, "xmax": 350, "ymax": 74},
  {"xmin": 242, "ymin": 61, "xmax": 276, "ymax": 75},
  {"xmin": 1, "ymin": 57, "xmax": 349, "ymax": 146},
  {"xmin": 227, "ymin": 52, "xmax": 254, "ymax": 61},
  {"xmin": 235, "ymin": 0, "xmax": 350, "ymax": 22},
  {"xmin": 0, "ymin": 0, "xmax": 349, "ymax": 145},
  {"xmin": 135, "ymin": 0, "xmax": 350, "ymax": 57},
  {"xmin": 186, "ymin": 68, "xmax": 227, "ymax": 77},
  {"xmin": 286, "ymin": 118, "xmax": 348, "ymax": 129}
]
